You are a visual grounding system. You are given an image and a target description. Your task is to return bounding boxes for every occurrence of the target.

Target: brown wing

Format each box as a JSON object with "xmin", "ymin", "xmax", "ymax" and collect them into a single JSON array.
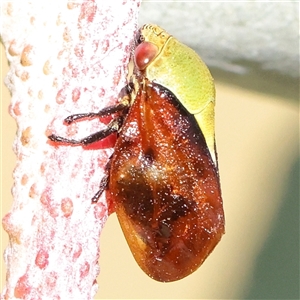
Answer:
[{"xmin": 108, "ymin": 79, "xmax": 225, "ymax": 282}]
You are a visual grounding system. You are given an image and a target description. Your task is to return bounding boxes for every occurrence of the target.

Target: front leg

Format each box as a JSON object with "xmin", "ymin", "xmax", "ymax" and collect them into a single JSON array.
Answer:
[
  {"xmin": 63, "ymin": 82, "xmax": 134, "ymax": 124},
  {"xmin": 64, "ymin": 101, "xmax": 129, "ymax": 124}
]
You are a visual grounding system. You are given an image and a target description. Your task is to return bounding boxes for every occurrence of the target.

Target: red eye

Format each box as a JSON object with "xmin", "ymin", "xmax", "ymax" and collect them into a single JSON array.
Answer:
[{"xmin": 134, "ymin": 42, "xmax": 159, "ymax": 71}]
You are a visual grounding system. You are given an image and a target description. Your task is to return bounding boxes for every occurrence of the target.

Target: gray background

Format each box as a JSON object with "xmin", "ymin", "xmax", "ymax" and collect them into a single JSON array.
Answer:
[{"xmin": 139, "ymin": 1, "xmax": 299, "ymax": 102}]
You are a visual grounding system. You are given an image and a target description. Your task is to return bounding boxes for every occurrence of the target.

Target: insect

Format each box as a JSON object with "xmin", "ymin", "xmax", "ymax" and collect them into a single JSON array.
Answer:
[{"xmin": 49, "ymin": 24, "xmax": 225, "ymax": 282}]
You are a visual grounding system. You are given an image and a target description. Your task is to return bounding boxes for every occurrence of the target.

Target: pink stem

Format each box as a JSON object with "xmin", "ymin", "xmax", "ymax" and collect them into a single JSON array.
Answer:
[{"xmin": 1, "ymin": 1, "xmax": 141, "ymax": 298}]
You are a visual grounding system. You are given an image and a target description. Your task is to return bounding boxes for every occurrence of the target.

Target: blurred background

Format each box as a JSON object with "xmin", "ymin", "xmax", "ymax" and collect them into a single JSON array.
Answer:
[{"xmin": 1, "ymin": 2, "xmax": 299, "ymax": 299}]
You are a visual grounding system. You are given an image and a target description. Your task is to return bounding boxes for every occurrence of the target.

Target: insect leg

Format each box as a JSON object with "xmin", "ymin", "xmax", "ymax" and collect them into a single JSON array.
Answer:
[
  {"xmin": 48, "ymin": 116, "xmax": 123, "ymax": 146},
  {"xmin": 92, "ymin": 156, "xmax": 112, "ymax": 203},
  {"xmin": 64, "ymin": 82, "xmax": 134, "ymax": 124},
  {"xmin": 92, "ymin": 174, "xmax": 109, "ymax": 203},
  {"xmin": 64, "ymin": 101, "xmax": 129, "ymax": 124}
]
